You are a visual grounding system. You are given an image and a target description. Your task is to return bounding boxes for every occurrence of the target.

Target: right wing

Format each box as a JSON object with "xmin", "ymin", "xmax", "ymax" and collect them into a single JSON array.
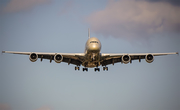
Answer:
[
  {"xmin": 101, "ymin": 52, "xmax": 178, "ymax": 66},
  {"xmin": 2, "ymin": 51, "xmax": 85, "ymax": 66}
]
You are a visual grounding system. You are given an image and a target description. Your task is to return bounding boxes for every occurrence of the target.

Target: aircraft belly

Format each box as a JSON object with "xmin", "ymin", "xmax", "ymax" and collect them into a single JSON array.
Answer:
[
  {"xmin": 83, "ymin": 51, "xmax": 101, "ymax": 68},
  {"xmin": 82, "ymin": 62, "xmax": 100, "ymax": 68},
  {"xmin": 85, "ymin": 63, "xmax": 96, "ymax": 68}
]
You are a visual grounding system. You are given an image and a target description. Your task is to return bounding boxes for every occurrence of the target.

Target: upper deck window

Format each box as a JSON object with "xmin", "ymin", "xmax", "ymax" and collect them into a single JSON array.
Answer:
[{"xmin": 90, "ymin": 41, "xmax": 98, "ymax": 43}]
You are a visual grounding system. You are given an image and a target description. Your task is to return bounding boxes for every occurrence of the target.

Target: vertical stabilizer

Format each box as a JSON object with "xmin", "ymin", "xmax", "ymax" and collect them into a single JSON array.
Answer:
[{"xmin": 88, "ymin": 28, "xmax": 90, "ymax": 39}]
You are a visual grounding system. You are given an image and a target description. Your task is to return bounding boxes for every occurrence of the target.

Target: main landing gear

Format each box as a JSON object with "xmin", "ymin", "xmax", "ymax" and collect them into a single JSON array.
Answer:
[
  {"xmin": 94, "ymin": 68, "xmax": 100, "ymax": 72},
  {"xmin": 83, "ymin": 68, "xmax": 88, "ymax": 71},
  {"xmin": 75, "ymin": 66, "xmax": 108, "ymax": 72},
  {"xmin": 75, "ymin": 66, "xmax": 80, "ymax": 70},
  {"xmin": 103, "ymin": 67, "xmax": 108, "ymax": 71},
  {"xmin": 75, "ymin": 66, "xmax": 88, "ymax": 71}
]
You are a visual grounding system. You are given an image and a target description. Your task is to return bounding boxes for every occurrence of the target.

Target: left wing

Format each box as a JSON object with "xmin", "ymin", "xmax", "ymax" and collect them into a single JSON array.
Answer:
[
  {"xmin": 2, "ymin": 51, "xmax": 85, "ymax": 66},
  {"xmin": 101, "ymin": 52, "xmax": 178, "ymax": 66}
]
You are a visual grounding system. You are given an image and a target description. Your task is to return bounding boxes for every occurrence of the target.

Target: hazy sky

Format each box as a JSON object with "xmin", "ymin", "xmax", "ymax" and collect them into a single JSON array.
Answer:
[{"xmin": 0, "ymin": 0, "xmax": 180, "ymax": 110}]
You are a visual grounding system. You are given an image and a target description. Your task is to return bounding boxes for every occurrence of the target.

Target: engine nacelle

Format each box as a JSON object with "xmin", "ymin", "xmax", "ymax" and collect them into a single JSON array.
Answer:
[
  {"xmin": 145, "ymin": 54, "xmax": 154, "ymax": 63},
  {"xmin": 54, "ymin": 54, "xmax": 63, "ymax": 63},
  {"xmin": 122, "ymin": 55, "xmax": 131, "ymax": 64},
  {"xmin": 29, "ymin": 53, "xmax": 38, "ymax": 62}
]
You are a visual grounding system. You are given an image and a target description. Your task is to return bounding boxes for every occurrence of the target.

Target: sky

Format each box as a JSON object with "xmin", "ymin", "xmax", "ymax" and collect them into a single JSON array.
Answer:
[{"xmin": 0, "ymin": 0, "xmax": 180, "ymax": 110}]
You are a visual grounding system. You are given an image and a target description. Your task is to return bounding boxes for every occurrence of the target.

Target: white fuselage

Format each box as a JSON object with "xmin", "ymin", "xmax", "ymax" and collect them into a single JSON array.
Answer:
[{"xmin": 82, "ymin": 37, "xmax": 101, "ymax": 67}]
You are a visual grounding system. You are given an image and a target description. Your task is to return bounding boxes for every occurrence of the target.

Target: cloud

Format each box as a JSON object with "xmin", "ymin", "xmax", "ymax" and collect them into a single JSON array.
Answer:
[
  {"xmin": 0, "ymin": 104, "xmax": 11, "ymax": 110},
  {"xmin": 86, "ymin": 0, "xmax": 180, "ymax": 42},
  {"xmin": 2, "ymin": 0, "xmax": 51, "ymax": 13},
  {"xmin": 146, "ymin": 0, "xmax": 180, "ymax": 6},
  {"xmin": 35, "ymin": 106, "xmax": 52, "ymax": 110}
]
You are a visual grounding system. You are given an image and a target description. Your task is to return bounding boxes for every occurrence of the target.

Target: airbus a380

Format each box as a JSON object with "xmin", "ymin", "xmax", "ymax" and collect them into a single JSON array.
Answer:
[{"xmin": 2, "ymin": 30, "xmax": 178, "ymax": 72}]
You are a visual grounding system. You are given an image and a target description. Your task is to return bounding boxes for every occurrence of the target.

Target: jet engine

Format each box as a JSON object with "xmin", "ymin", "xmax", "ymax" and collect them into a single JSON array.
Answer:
[
  {"xmin": 29, "ymin": 53, "xmax": 38, "ymax": 62},
  {"xmin": 54, "ymin": 54, "xmax": 63, "ymax": 63},
  {"xmin": 145, "ymin": 54, "xmax": 154, "ymax": 63},
  {"xmin": 122, "ymin": 55, "xmax": 131, "ymax": 64}
]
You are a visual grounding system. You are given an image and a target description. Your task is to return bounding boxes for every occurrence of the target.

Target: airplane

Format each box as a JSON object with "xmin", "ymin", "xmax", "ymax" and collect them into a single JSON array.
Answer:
[{"xmin": 2, "ymin": 29, "xmax": 178, "ymax": 72}]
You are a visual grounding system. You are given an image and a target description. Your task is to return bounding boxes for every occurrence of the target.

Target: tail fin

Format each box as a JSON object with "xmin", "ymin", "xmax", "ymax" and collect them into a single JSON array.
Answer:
[{"xmin": 88, "ymin": 28, "xmax": 90, "ymax": 39}]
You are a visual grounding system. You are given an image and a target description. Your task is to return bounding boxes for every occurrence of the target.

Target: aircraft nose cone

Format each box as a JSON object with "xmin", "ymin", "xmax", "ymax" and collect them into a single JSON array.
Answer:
[{"xmin": 89, "ymin": 44, "xmax": 100, "ymax": 51}]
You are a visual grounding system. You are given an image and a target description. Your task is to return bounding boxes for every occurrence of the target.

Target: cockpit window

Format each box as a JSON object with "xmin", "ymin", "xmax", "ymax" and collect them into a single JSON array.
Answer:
[{"xmin": 90, "ymin": 41, "xmax": 98, "ymax": 43}]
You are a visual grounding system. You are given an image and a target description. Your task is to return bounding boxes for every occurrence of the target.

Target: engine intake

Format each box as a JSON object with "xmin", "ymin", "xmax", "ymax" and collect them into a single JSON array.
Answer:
[
  {"xmin": 54, "ymin": 54, "xmax": 63, "ymax": 63},
  {"xmin": 29, "ymin": 53, "xmax": 38, "ymax": 62},
  {"xmin": 122, "ymin": 55, "xmax": 131, "ymax": 64},
  {"xmin": 145, "ymin": 54, "xmax": 154, "ymax": 63}
]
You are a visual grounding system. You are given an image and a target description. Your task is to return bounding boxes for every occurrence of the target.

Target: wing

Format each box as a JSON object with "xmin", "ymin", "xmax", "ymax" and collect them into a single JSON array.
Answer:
[
  {"xmin": 101, "ymin": 52, "xmax": 178, "ymax": 66},
  {"xmin": 2, "ymin": 51, "xmax": 85, "ymax": 66}
]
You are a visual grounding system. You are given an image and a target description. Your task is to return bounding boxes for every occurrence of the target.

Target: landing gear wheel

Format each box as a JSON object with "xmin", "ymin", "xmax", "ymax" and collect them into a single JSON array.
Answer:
[
  {"xmin": 94, "ymin": 68, "xmax": 100, "ymax": 72},
  {"xmin": 83, "ymin": 68, "xmax": 88, "ymax": 72},
  {"xmin": 103, "ymin": 67, "xmax": 108, "ymax": 71},
  {"xmin": 106, "ymin": 67, "xmax": 108, "ymax": 71},
  {"xmin": 75, "ymin": 66, "xmax": 80, "ymax": 71}
]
